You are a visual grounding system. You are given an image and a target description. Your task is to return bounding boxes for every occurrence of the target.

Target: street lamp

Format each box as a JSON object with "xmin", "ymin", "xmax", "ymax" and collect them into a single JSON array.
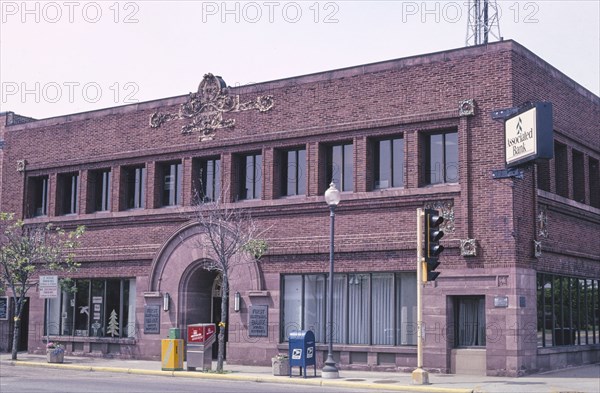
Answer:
[{"xmin": 322, "ymin": 182, "xmax": 340, "ymax": 379}]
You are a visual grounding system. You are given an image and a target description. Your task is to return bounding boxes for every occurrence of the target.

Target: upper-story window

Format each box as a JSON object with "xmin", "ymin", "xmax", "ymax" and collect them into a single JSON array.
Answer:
[
  {"xmin": 159, "ymin": 161, "xmax": 182, "ymax": 207},
  {"xmin": 426, "ymin": 131, "xmax": 458, "ymax": 185},
  {"xmin": 590, "ymin": 157, "xmax": 600, "ymax": 209},
  {"xmin": 90, "ymin": 169, "xmax": 111, "ymax": 212},
  {"xmin": 572, "ymin": 149, "xmax": 585, "ymax": 204},
  {"xmin": 58, "ymin": 172, "xmax": 79, "ymax": 215},
  {"xmin": 282, "ymin": 148, "xmax": 306, "ymax": 196},
  {"xmin": 375, "ymin": 137, "xmax": 403, "ymax": 189},
  {"xmin": 327, "ymin": 143, "xmax": 353, "ymax": 192},
  {"xmin": 239, "ymin": 153, "xmax": 262, "ymax": 200},
  {"xmin": 195, "ymin": 158, "xmax": 221, "ymax": 202},
  {"xmin": 554, "ymin": 142, "xmax": 569, "ymax": 198},
  {"xmin": 27, "ymin": 175, "xmax": 49, "ymax": 217},
  {"xmin": 122, "ymin": 165, "xmax": 146, "ymax": 210}
]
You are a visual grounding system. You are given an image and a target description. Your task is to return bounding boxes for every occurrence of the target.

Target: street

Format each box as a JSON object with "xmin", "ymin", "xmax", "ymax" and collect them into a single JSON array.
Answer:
[{"xmin": 0, "ymin": 365, "xmax": 375, "ymax": 393}]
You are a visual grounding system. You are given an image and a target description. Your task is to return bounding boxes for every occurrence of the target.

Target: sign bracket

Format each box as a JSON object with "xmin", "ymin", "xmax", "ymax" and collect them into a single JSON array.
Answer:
[{"xmin": 492, "ymin": 168, "xmax": 524, "ymax": 179}]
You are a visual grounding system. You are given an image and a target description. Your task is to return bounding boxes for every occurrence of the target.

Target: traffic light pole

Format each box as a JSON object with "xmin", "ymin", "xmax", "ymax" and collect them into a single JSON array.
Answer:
[{"xmin": 411, "ymin": 208, "xmax": 429, "ymax": 385}]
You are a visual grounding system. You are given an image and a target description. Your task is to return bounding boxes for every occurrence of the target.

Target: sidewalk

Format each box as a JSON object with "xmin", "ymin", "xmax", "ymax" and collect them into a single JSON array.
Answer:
[{"xmin": 1, "ymin": 352, "xmax": 599, "ymax": 393}]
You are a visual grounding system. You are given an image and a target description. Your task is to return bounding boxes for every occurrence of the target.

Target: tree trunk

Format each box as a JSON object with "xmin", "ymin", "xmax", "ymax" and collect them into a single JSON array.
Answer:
[
  {"xmin": 217, "ymin": 278, "xmax": 228, "ymax": 372},
  {"xmin": 11, "ymin": 298, "xmax": 23, "ymax": 360}
]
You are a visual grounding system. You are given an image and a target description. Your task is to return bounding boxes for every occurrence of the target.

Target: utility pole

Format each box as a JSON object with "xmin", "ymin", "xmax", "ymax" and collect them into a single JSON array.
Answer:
[{"xmin": 411, "ymin": 208, "xmax": 428, "ymax": 385}]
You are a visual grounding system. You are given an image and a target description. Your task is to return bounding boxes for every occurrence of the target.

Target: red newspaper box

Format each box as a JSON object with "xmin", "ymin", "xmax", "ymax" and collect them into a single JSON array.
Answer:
[
  {"xmin": 186, "ymin": 323, "xmax": 216, "ymax": 371},
  {"xmin": 187, "ymin": 323, "xmax": 216, "ymax": 344}
]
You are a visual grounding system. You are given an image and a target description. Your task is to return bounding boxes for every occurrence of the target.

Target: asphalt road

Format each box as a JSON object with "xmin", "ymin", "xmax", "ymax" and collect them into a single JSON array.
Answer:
[{"xmin": 0, "ymin": 365, "xmax": 376, "ymax": 393}]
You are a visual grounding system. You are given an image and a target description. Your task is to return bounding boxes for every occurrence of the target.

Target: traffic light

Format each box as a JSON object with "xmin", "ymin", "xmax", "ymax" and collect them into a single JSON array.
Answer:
[{"xmin": 423, "ymin": 209, "xmax": 444, "ymax": 282}]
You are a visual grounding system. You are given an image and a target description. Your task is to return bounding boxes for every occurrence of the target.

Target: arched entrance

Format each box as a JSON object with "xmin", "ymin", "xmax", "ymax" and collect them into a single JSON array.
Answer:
[
  {"xmin": 147, "ymin": 222, "xmax": 263, "ymax": 359},
  {"xmin": 178, "ymin": 262, "xmax": 226, "ymax": 359}
]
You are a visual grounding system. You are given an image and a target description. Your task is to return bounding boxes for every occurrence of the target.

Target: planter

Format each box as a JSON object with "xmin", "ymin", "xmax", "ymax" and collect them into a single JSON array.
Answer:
[
  {"xmin": 272, "ymin": 356, "xmax": 290, "ymax": 376},
  {"xmin": 46, "ymin": 349, "xmax": 65, "ymax": 364}
]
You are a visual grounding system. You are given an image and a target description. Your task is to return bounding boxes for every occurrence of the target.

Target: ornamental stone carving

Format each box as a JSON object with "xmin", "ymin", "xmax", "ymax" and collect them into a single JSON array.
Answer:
[
  {"xmin": 534, "ymin": 240, "xmax": 542, "ymax": 258},
  {"xmin": 460, "ymin": 239, "xmax": 477, "ymax": 256},
  {"xmin": 459, "ymin": 99, "xmax": 475, "ymax": 116},
  {"xmin": 424, "ymin": 200, "xmax": 455, "ymax": 234},
  {"xmin": 150, "ymin": 73, "xmax": 275, "ymax": 141},
  {"xmin": 537, "ymin": 207, "xmax": 548, "ymax": 239},
  {"xmin": 498, "ymin": 275, "xmax": 509, "ymax": 287},
  {"xmin": 16, "ymin": 160, "xmax": 26, "ymax": 172}
]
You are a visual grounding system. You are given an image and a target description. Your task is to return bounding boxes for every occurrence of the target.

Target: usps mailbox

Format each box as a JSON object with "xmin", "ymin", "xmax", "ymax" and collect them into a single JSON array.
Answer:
[
  {"xmin": 186, "ymin": 323, "xmax": 216, "ymax": 371},
  {"xmin": 288, "ymin": 330, "xmax": 316, "ymax": 378}
]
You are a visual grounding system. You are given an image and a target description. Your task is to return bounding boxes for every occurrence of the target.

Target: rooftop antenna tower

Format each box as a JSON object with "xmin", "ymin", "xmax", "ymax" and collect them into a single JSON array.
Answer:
[{"xmin": 466, "ymin": 0, "xmax": 502, "ymax": 46}]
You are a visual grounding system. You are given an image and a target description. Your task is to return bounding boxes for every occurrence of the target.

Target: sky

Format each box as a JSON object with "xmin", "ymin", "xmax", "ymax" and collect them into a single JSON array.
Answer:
[{"xmin": 1, "ymin": 0, "xmax": 599, "ymax": 120}]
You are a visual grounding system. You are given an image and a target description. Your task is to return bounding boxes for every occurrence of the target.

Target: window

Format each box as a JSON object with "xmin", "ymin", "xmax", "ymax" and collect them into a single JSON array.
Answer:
[
  {"xmin": 282, "ymin": 148, "xmax": 306, "ymax": 196},
  {"xmin": 554, "ymin": 142, "xmax": 568, "ymax": 198},
  {"xmin": 537, "ymin": 160, "xmax": 551, "ymax": 192},
  {"xmin": 537, "ymin": 273, "xmax": 599, "ymax": 347},
  {"xmin": 160, "ymin": 162, "xmax": 182, "ymax": 206},
  {"xmin": 90, "ymin": 169, "xmax": 111, "ymax": 212},
  {"xmin": 58, "ymin": 172, "xmax": 79, "ymax": 215},
  {"xmin": 281, "ymin": 272, "xmax": 416, "ymax": 346},
  {"xmin": 27, "ymin": 175, "xmax": 49, "ymax": 217},
  {"xmin": 46, "ymin": 278, "xmax": 136, "ymax": 338},
  {"xmin": 195, "ymin": 158, "xmax": 221, "ymax": 202},
  {"xmin": 327, "ymin": 143, "xmax": 353, "ymax": 192},
  {"xmin": 123, "ymin": 166, "xmax": 146, "ymax": 209},
  {"xmin": 426, "ymin": 131, "xmax": 458, "ymax": 185},
  {"xmin": 239, "ymin": 153, "xmax": 262, "ymax": 200},
  {"xmin": 572, "ymin": 150, "xmax": 585, "ymax": 203},
  {"xmin": 375, "ymin": 137, "xmax": 403, "ymax": 189},
  {"xmin": 455, "ymin": 296, "xmax": 486, "ymax": 347},
  {"xmin": 589, "ymin": 158, "xmax": 599, "ymax": 208}
]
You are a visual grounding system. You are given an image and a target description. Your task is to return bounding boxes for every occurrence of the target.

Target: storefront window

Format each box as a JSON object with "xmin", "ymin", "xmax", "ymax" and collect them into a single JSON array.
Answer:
[
  {"xmin": 45, "ymin": 278, "xmax": 136, "ymax": 338},
  {"xmin": 537, "ymin": 273, "xmax": 599, "ymax": 347},
  {"xmin": 281, "ymin": 272, "xmax": 416, "ymax": 346}
]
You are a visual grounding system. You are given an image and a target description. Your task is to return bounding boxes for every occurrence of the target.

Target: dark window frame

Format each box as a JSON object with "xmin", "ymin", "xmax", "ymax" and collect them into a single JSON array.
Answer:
[
  {"xmin": 58, "ymin": 172, "xmax": 79, "ymax": 215},
  {"xmin": 425, "ymin": 130, "xmax": 459, "ymax": 185},
  {"xmin": 281, "ymin": 147, "xmax": 306, "ymax": 197},
  {"xmin": 159, "ymin": 161, "xmax": 183, "ymax": 207},
  {"xmin": 374, "ymin": 137, "xmax": 404, "ymax": 189},
  {"xmin": 326, "ymin": 142, "xmax": 354, "ymax": 192},
  {"xmin": 195, "ymin": 157, "xmax": 221, "ymax": 202},
  {"xmin": 28, "ymin": 175, "xmax": 49, "ymax": 217},
  {"xmin": 90, "ymin": 169, "xmax": 112, "ymax": 212},
  {"xmin": 239, "ymin": 152, "xmax": 262, "ymax": 200},
  {"xmin": 123, "ymin": 165, "xmax": 146, "ymax": 210}
]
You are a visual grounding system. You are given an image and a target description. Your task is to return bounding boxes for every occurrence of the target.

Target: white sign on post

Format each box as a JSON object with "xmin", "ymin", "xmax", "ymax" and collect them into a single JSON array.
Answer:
[{"xmin": 39, "ymin": 275, "xmax": 59, "ymax": 299}]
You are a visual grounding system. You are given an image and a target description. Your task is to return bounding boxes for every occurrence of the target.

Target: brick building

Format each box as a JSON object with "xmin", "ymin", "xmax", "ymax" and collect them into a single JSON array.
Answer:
[{"xmin": 0, "ymin": 40, "xmax": 598, "ymax": 376}]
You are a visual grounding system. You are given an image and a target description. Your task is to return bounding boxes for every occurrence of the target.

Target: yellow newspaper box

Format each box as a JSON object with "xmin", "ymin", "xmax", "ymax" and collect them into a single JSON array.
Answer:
[{"xmin": 161, "ymin": 339, "xmax": 183, "ymax": 371}]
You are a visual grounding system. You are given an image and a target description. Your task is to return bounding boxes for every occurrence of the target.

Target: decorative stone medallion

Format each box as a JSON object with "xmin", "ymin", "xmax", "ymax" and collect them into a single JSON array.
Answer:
[
  {"xmin": 150, "ymin": 73, "xmax": 275, "ymax": 141},
  {"xmin": 16, "ymin": 160, "xmax": 26, "ymax": 172},
  {"xmin": 458, "ymin": 99, "xmax": 475, "ymax": 116},
  {"xmin": 460, "ymin": 239, "xmax": 477, "ymax": 256}
]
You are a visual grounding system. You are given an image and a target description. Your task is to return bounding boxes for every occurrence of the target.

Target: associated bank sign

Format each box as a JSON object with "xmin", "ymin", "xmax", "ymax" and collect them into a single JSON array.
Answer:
[{"xmin": 505, "ymin": 102, "xmax": 553, "ymax": 168}]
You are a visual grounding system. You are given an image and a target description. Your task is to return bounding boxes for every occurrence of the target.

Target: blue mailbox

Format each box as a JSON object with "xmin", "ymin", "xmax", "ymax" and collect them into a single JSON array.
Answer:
[{"xmin": 288, "ymin": 330, "xmax": 316, "ymax": 378}]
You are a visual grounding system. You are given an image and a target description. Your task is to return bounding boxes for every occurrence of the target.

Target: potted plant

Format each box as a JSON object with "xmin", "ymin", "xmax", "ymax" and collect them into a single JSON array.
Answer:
[
  {"xmin": 271, "ymin": 353, "xmax": 289, "ymax": 376},
  {"xmin": 46, "ymin": 342, "xmax": 65, "ymax": 363}
]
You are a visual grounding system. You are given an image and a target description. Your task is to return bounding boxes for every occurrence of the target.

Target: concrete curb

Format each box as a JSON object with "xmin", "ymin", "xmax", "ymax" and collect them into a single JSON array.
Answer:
[{"xmin": 5, "ymin": 360, "xmax": 473, "ymax": 393}]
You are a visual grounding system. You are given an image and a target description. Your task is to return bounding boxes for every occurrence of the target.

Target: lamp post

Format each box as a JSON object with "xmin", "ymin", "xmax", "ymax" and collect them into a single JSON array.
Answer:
[{"xmin": 322, "ymin": 182, "xmax": 340, "ymax": 379}]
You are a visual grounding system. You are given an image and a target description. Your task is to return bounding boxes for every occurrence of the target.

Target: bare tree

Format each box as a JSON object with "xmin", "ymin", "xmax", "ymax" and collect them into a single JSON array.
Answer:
[
  {"xmin": 189, "ymin": 190, "xmax": 267, "ymax": 373},
  {"xmin": 0, "ymin": 212, "xmax": 85, "ymax": 360}
]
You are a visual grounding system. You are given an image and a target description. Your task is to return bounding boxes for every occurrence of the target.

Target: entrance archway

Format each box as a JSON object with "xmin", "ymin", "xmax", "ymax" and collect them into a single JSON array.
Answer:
[{"xmin": 147, "ymin": 221, "xmax": 263, "ymax": 358}]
